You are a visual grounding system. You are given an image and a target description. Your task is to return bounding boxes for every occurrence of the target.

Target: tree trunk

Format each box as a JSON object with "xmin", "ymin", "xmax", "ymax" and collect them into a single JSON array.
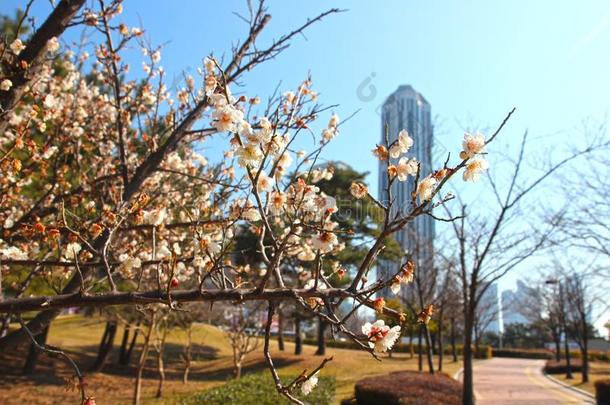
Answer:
[
  {"xmin": 563, "ymin": 325, "xmax": 573, "ymax": 379},
  {"xmin": 417, "ymin": 326, "xmax": 423, "ymax": 372},
  {"xmin": 118, "ymin": 323, "xmax": 131, "ymax": 364},
  {"xmin": 438, "ymin": 318, "xmax": 444, "ymax": 372},
  {"xmin": 277, "ymin": 310, "xmax": 285, "ymax": 352},
  {"xmin": 581, "ymin": 319, "xmax": 589, "ymax": 383},
  {"xmin": 294, "ymin": 316, "xmax": 302, "ymax": 355},
  {"xmin": 90, "ymin": 320, "xmax": 117, "ymax": 372},
  {"xmin": 121, "ymin": 321, "xmax": 141, "ymax": 366},
  {"xmin": 451, "ymin": 317, "xmax": 458, "ymax": 363},
  {"xmin": 23, "ymin": 326, "xmax": 49, "ymax": 374},
  {"xmin": 462, "ymin": 311, "xmax": 475, "ymax": 405},
  {"xmin": 155, "ymin": 328, "xmax": 168, "ymax": 398},
  {"xmin": 234, "ymin": 361, "xmax": 242, "ymax": 379},
  {"xmin": 408, "ymin": 327, "xmax": 414, "ymax": 358},
  {"xmin": 473, "ymin": 325, "xmax": 480, "ymax": 355},
  {"xmin": 423, "ymin": 324, "xmax": 435, "ymax": 374},
  {"xmin": 183, "ymin": 326, "xmax": 192, "ymax": 384},
  {"xmin": 133, "ymin": 314, "xmax": 155, "ymax": 405},
  {"xmin": 552, "ymin": 329, "xmax": 561, "ymax": 362},
  {"xmin": 315, "ymin": 318, "xmax": 326, "ymax": 356}
]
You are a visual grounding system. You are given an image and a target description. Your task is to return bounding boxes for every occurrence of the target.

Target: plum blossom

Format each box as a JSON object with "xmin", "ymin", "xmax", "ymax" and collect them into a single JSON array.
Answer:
[
  {"xmin": 118, "ymin": 254, "xmax": 141, "ymax": 278},
  {"xmin": 460, "ymin": 132, "xmax": 486, "ymax": 159},
  {"xmin": 416, "ymin": 175, "xmax": 437, "ymax": 201},
  {"xmin": 373, "ymin": 297, "xmax": 386, "ymax": 313},
  {"xmin": 463, "ymin": 157, "xmax": 489, "ymax": 182},
  {"xmin": 395, "ymin": 157, "xmax": 418, "ymax": 181},
  {"xmin": 269, "ymin": 191, "xmax": 286, "ymax": 215},
  {"xmin": 143, "ymin": 207, "xmax": 167, "ymax": 226},
  {"xmin": 372, "ymin": 145, "xmax": 389, "ymax": 161},
  {"xmin": 64, "ymin": 242, "xmax": 82, "ymax": 261},
  {"xmin": 43, "ymin": 94, "xmax": 57, "ymax": 109},
  {"xmin": 256, "ymin": 171, "xmax": 274, "ymax": 192},
  {"xmin": 212, "ymin": 104, "xmax": 244, "ymax": 133},
  {"xmin": 390, "ymin": 260, "xmax": 416, "ymax": 294},
  {"xmin": 311, "ymin": 231, "xmax": 338, "ymax": 253},
  {"xmin": 0, "ymin": 79, "xmax": 12, "ymax": 91},
  {"xmin": 417, "ymin": 304, "xmax": 434, "ymax": 324},
  {"xmin": 198, "ymin": 235, "xmax": 221, "ymax": 255},
  {"xmin": 10, "ymin": 38, "xmax": 25, "ymax": 55},
  {"xmin": 46, "ymin": 37, "xmax": 60, "ymax": 53},
  {"xmin": 301, "ymin": 371, "xmax": 320, "ymax": 396},
  {"xmin": 362, "ymin": 320, "xmax": 401, "ymax": 353},
  {"xmin": 236, "ymin": 144, "xmax": 263, "ymax": 167},
  {"xmin": 0, "ymin": 245, "xmax": 27, "ymax": 260},
  {"xmin": 389, "ymin": 129, "xmax": 414, "ymax": 158},
  {"xmin": 350, "ymin": 182, "xmax": 368, "ymax": 199}
]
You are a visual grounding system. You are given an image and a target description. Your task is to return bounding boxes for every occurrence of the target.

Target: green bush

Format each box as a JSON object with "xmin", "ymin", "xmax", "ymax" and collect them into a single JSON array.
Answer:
[
  {"xmin": 594, "ymin": 379, "xmax": 610, "ymax": 405},
  {"xmin": 179, "ymin": 372, "xmax": 335, "ymax": 405},
  {"xmin": 354, "ymin": 371, "xmax": 462, "ymax": 405},
  {"xmin": 492, "ymin": 349, "xmax": 552, "ymax": 359}
]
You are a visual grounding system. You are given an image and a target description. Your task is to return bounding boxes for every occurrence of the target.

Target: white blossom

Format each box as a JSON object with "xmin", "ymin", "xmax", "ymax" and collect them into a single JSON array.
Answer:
[
  {"xmin": 463, "ymin": 157, "xmax": 489, "ymax": 182},
  {"xmin": 416, "ymin": 175, "xmax": 437, "ymax": 201},
  {"xmin": 395, "ymin": 157, "xmax": 418, "ymax": 181},
  {"xmin": 461, "ymin": 132, "xmax": 486, "ymax": 158},
  {"xmin": 389, "ymin": 129, "xmax": 414, "ymax": 158},
  {"xmin": 64, "ymin": 242, "xmax": 82, "ymax": 260},
  {"xmin": 0, "ymin": 79, "xmax": 12, "ymax": 91},
  {"xmin": 311, "ymin": 232, "xmax": 338, "ymax": 253},
  {"xmin": 301, "ymin": 371, "xmax": 320, "ymax": 396},
  {"xmin": 362, "ymin": 320, "xmax": 401, "ymax": 353},
  {"xmin": 0, "ymin": 246, "xmax": 27, "ymax": 260},
  {"xmin": 10, "ymin": 38, "xmax": 25, "ymax": 55},
  {"xmin": 350, "ymin": 182, "xmax": 368, "ymax": 199}
]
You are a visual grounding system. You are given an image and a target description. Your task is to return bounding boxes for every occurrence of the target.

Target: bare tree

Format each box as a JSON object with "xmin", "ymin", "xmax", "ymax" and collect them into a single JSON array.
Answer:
[
  {"xmin": 226, "ymin": 305, "xmax": 261, "ymax": 379},
  {"xmin": 442, "ymin": 127, "xmax": 604, "ymax": 405}
]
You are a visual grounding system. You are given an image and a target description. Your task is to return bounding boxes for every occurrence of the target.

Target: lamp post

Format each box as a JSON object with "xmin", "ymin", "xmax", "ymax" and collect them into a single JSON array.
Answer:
[{"xmin": 545, "ymin": 278, "xmax": 573, "ymax": 379}]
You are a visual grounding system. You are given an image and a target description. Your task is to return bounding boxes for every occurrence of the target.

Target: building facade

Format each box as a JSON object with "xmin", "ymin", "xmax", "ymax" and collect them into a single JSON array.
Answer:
[{"xmin": 378, "ymin": 85, "xmax": 435, "ymax": 294}]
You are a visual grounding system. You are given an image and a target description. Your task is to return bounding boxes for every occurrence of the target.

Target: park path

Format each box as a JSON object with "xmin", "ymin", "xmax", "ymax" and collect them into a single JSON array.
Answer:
[{"xmin": 471, "ymin": 357, "xmax": 595, "ymax": 404}]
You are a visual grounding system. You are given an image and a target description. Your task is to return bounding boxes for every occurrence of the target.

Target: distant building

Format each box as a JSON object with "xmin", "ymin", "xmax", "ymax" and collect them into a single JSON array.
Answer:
[
  {"xmin": 377, "ymin": 85, "xmax": 435, "ymax": 295},
  {"xmin": 500, "ymin": 280, "xmax": 530, "ymax": 329},
  {"xmin": 478, "ymin": 282, "xmax": 501, "ymax": 334}
]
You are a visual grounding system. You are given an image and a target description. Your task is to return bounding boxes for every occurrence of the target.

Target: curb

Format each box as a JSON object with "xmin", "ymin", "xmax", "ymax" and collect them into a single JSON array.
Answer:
[{"xmin": 542, "ymin": 371, "xmax": 595, "ymax": 402}]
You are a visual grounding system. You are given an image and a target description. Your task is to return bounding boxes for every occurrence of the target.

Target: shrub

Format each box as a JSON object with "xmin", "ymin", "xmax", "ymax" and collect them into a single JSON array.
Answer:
[
  {"xmin": 492, "ymin": 349, "xmax": 552, "ymax": 359},
  {"xmin": 543, "ymin": 359, "xmax": 583, "ymax": 374},
  {"xmin": 180, "ymin": 372, "xmax": 335, "ymax": 405},
  {"xmin": 594, "ymin": 379, "xmax": 610, "ymax": 405},
  {"xmin": 354, "ymin": 371, "xmax": 462, "ymax": 405},
  {"xmin": 475, "ymin": 345, "xmax": 493, "ymax": 359}
]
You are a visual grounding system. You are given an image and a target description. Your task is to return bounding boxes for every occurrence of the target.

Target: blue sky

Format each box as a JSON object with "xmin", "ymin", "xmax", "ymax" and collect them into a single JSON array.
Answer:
[{"xmin": 3, "ymin": 1, "xmax": 609, "ymax": 327}]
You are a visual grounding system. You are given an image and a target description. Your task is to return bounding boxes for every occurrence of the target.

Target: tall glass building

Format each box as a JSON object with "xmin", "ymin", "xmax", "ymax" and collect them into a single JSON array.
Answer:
[{"xmin": 378, "ymin": 85, "xmax": 435, "ymax": 293}]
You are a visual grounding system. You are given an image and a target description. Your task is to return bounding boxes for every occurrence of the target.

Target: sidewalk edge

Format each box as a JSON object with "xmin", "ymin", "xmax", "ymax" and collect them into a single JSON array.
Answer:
[{"xmin": 542, "ymin": 371, "xmax": 595, "ymax": 401}]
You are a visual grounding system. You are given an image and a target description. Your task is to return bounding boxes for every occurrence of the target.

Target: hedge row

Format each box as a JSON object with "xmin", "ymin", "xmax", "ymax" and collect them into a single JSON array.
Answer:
[
  {"xmin": 301, "ymin": 337, "xmax": 610, "ymax": 362},
  {"xmin": 595, "ymin": 379, "xmax": 610, "ymax": 405},
  {"xmin": 301, "ymin": 338, "xmax": 492, "ymax": 358},
  {"xmin": 179, "ymin": 372, "xmax": 335, "ymax": 405},
  {"xmin": 354, "ymin": 371, "xmax": 462, "ymax": 405},
  {"xmin": 492, "ymin": 349, "xmax": 552, "ymax": 360},
  {"xmin": 543, "ymin": 359, "xmax": 583, "ymax": 374}
]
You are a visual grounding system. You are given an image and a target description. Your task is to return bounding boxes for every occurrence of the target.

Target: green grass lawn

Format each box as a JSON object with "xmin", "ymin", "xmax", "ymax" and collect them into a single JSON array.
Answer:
[{"xmin": 0, "ymin": 315, "xmax": 464, "ymax": 405}]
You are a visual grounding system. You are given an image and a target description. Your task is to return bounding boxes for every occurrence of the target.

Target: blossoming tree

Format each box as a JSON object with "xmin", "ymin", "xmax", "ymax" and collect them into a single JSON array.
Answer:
[{"xmin": 0, "ymin": 1, "xmax": 512, "ymax": 403}]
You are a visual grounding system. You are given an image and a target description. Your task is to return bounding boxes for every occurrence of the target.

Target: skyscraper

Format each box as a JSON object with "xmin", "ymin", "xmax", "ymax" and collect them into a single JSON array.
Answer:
[{"xmin": 378, "ymin": 85, "xmax": 435, "ymax": 293}]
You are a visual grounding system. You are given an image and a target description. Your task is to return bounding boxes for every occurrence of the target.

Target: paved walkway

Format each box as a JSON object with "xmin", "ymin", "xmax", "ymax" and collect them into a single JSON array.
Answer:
[{"xmin": 471, "ymin": 358, "xmax": 595, "ymax": 404}]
